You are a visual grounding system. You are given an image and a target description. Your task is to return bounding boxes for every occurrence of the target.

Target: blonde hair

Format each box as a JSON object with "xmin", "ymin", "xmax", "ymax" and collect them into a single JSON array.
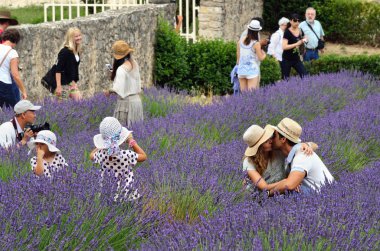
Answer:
[{"xmin": 63, "ymin": 27, "xmax": 82, "ymax": 54}]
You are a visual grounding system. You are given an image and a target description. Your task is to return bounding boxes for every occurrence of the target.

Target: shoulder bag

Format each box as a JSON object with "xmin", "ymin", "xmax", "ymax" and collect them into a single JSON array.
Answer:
[
  {"xmin": 41, "ymin": 63, "xmax": 57, "ymax": 93},
  {"xmin": 306, "ymin": 23, "xmax": 325, "ymax": 50},
  {"xmin": 0, "ymin": 48, "xmax": 12, "ymax": 68}
]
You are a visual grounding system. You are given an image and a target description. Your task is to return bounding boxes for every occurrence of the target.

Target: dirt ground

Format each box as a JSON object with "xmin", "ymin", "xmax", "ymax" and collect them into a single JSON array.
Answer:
[{"xmin": 324, "ymin": 42, "xmax": 380, "ymax": 56}]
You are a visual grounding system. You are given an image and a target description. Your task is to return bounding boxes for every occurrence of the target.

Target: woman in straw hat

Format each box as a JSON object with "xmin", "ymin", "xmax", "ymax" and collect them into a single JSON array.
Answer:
[
  {"xmin": 104, "ymin": 40, "xmax": 143, "ymax": 128},
  {"xmin": 28, "ymin": 130, "xmax": 68, "ymax": 178},
  {"xmin": 90, "ymin": 117, "xmax": 147, "ymax": 201},
  {"xmin": 236, "ymin": 19, "xmax": 266, "ymax": 92},
  {"xmin": 242, "ymin": 124, "xmax": 316, "ymax": 192},
  {"xmin": 55, "ymin": 27, "xmax": 83, "ymax": 101}
]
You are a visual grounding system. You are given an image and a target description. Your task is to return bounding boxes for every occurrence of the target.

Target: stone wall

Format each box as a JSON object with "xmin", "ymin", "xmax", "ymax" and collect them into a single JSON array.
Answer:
[
  {"xmin": 198, "ymin": 0, "xmax": 263, "ymax": 41},
  {"xmin": 13, "ymin": 4, "xmax": 175, "ymax": 99},
  {"xmin": 1, "ymin": 0, "xmax": 171, "ymax": 8}
]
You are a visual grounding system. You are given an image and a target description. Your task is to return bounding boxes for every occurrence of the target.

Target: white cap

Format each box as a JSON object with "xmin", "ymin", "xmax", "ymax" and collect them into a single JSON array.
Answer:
[{"xmin": 14, "ymin": 100, "xmax": 41, "ymax": 114}]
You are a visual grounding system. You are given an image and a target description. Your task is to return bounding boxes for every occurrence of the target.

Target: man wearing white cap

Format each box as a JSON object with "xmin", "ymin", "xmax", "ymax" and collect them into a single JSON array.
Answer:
[
  {"xmin": 268, "ymin": 117, "xmax": 334, "ymax": 195},
  {"xmin": 0, "ymin": 100, "xmax": 41, "ymax": 148}
]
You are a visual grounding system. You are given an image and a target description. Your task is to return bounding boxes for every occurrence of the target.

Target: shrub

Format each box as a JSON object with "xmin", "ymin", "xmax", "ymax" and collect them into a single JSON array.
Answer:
[
  {"xmin": 305, "ymin": 54, "xmax": 380, "ymax": 76},
  {"xmin": 263, "ymin": 0, "xmax": 316, "ymax": 32},
  {"xmin": 260, "ymin": 56, "xmax": 282, "ymax": 85},
  {"xmin": 188, "ymin": 39, "xmax": 236, "ymax": 95},
  {"xmin": 154, "ymin": 17, "xmax": 190, "ymax": 91},
  {"xmin": 263, "ymin": 0, "xmax": 380, "ymax": 46},
  {"xmin": 315, "ymin": 0, "xmax": 380, "ymax": 46}
]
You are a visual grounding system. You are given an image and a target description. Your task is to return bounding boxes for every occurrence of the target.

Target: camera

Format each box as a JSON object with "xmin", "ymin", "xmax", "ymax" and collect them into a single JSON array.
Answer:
[{"xmin": 24, "ymin": 122, "xmax": 50, "ymax": 133}]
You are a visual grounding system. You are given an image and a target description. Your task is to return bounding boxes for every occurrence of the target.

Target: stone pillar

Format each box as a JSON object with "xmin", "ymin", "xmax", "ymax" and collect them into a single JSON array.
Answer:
[{"xmin": 198, "ymin": 0, "xmax": 263, "ymax": 41}]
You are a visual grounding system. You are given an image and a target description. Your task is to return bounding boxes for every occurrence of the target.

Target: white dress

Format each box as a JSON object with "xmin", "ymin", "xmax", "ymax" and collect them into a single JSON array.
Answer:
[
  {"xmin": 111, "ymin": 59, "xmax": 143, "ymax": 128},
  {"xmin": 30, "ymin": 154, "xmax": 68, "ymax": 178},
  {"xmin": 94, "ymin": 149, "xmax": 140, "ymax": 201}
]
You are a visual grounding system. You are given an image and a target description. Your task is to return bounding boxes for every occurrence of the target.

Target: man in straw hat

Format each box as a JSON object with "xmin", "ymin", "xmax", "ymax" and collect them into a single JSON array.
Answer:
[{"xmin": 268, "ymin": 117, "xmax": 334, "ymax": 195}]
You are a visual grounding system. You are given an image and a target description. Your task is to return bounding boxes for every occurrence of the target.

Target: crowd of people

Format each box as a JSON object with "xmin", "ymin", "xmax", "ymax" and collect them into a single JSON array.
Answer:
[
  {"xmin": 235, "ymin": 7, "xmax": 325, "ymax": 93},
  {"xmin": 0, "ymin": 8, "xmax": 334, "ymax": 201},
  {"xmin": 0, "ymin": 11, "xmax": 144, "ymax": 129}
]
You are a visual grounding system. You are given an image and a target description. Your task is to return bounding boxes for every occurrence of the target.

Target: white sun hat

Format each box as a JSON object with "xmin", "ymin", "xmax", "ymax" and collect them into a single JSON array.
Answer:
[
  {"xmin": 247, "ymin": 20, "xmax": 262, "ymax": 31},
  {"xmin": 27, "ymin": 130, "xmax": 60, "ymax": 153},
  {"xmin": 93, "ymin": 117, "xmax": 132, "ymax": 150}
]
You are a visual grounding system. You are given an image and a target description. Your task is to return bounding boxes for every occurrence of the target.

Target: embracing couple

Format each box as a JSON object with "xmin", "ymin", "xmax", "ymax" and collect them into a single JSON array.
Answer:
[{"xmin": 242, "ymin": 117, "xmax": 334, "ymax": 196}]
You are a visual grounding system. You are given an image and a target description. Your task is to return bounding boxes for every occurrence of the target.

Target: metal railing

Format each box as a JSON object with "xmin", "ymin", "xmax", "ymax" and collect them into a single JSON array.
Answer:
[
  {"xmin": 44, "ymin": 0, "xmax": 149, "ymax": 22},
  {"xmin": 178, "ymin": 0, "xmax": 199, "ymax": 42},
  {"xmin": 44, "ymin": 0, "xmax": 199, "ymax": 42}
]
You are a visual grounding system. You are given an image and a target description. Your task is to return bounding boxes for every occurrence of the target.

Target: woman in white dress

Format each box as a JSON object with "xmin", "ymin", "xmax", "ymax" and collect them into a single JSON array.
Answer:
[{"xmin": 105, "ymin": 40, "xmax": 143, "ymax": 128}]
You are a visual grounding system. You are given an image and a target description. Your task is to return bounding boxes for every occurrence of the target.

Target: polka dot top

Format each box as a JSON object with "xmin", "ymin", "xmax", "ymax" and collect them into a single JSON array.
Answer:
[
  {"xmin": 30, "ymin": 154, "xmax": 68, "ymax": 178},
  {"xmin": 94, "ymin": 149, "xmax": 138, "ymax": 178}
]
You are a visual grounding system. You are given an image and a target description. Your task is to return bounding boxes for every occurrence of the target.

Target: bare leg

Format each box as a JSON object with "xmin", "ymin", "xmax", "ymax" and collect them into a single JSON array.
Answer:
[
  {"xmin": 239, "ymin": 78, "xmax": 248, "ymax": 92},
  {"xmin": 247, "ymin": 76, "xmax": 259, "ymax": 91}
]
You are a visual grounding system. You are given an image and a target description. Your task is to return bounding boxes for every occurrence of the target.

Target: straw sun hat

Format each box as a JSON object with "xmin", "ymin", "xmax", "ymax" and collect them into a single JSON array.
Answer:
[
  {"xmin": 28, "ymin": 130, "xmax": 60, "ymax": 153},
  {"xmin": 93, "ymin": 117, "xmax": 132, "ymax": 150},
  {"xmin": 0, "ymin": 10, "xmax": 18, "ymax": 25},
  {"xmin": 272, "ymin": 117, "xmax": 302, "ymax": 143},
  {"xmin": 243, "ymin": 124, "xmax": 274, "ymax": 156},
  {"xmin": 111, "ymin": 40, "xmax": 134, "ymax": 60}
]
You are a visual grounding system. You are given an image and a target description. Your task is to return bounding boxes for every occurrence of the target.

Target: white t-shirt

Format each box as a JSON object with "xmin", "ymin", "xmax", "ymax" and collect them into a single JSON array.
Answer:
[
  {"xmin": 0, "ymin": 119, "xmax": 23, "ymax": 148},
  {"xmin": 0, "ymin": 44, "xmax": 19, "ymax": 84},
  {"xmin": 267, "ymin": 29, "xmax": 284, "ymax": 61},
  {"xmin": 290, "ymin": 150, "xmax": 334, "ymax": 191}
]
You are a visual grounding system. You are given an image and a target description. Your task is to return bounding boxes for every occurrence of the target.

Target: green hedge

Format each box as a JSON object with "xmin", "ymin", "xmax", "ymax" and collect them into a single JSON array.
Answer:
[
  {"xmin": 304, "ymin": 54, "xmax": 380, "ymax": 76},
  {"xmin": 263, "ymin": 0, "xmax": 380, "ymax": 46},
  {"xmin": 263, "ymin": 0, "xmax": 315, "ymax": 32},
  {"xmin": 154, "ymin": 19, "xmax": 280, "ymax": 95},
  {"xmin": 154, "ymin": 18, "xmax": 190, "ymax": 91},
  {"xmin": 188, "ymin": 39, "xmax": 236, "ymax": 95},
  {"xmin": 315, "ymin": 0, "xmax": 380, "ymax": 45}
]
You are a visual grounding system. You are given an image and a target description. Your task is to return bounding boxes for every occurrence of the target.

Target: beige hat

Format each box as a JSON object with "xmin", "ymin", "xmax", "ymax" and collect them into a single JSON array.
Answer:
[
  {"xmin": 272, "ymin": 117, "xmax": 302, "ymax": 143},
  {"xmin": 243, "ymin": 124, "xmax": 274, "ymax": 156},
  {"xmin": 0, "ymin": 10, "xmax": 18, "ymax": 25},
  {"xmin": 111, "ymin": 40, "xmax": 134, "ymax": 60}
]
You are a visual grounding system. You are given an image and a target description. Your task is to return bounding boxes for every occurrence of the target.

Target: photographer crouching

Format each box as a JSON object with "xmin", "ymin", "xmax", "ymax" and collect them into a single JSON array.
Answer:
[{"xmin": 0, "ymin": 100, "xmax": 47, "ymax": 148}]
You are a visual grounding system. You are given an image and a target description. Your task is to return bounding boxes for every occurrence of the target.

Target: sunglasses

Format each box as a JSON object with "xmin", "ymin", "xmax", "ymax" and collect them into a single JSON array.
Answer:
[{"xmin": 292, "ymin": 19, "xmax": 300, "ymax": 22}]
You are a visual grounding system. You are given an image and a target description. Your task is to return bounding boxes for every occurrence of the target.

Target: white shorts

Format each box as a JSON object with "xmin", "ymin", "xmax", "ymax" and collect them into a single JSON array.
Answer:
[{"xmin": 238, "ymin": 74, "xmax": 258, "ymax": 79}]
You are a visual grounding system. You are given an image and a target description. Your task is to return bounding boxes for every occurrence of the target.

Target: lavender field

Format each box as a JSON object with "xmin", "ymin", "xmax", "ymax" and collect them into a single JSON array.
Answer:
[{"xmin": 0, "ymin": 71, "xmax": 379, "ymax": 250}]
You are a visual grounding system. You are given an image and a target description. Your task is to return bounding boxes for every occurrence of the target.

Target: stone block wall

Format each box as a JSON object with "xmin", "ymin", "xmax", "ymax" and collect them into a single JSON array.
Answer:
[
  {"xmin": 198, "ymin": 0, "xmax": 263, "ymax": 41},
  {"xmin": 13, "ymin": 4, "xmax": 175, "ymax": 99}
]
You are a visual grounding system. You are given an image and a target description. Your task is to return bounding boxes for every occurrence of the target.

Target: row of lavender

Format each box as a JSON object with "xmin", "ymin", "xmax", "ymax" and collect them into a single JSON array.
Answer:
[
  {"xmin": 0, "ymin": 71, "xmax": 379, "ymax": 249},
  {"xmin": 1, "ymin": 71, "xmax": 378, "ymax": 179},
  {"xmin": 140, "ymin": 91, "xmax": 380, "ymax": 250}
]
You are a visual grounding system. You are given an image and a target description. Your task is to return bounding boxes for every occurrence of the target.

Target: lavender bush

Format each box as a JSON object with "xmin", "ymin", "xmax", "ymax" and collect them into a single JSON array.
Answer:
[{"xmin": 0, "ymin": 71, "xmax": 379, "ymax": 249}]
